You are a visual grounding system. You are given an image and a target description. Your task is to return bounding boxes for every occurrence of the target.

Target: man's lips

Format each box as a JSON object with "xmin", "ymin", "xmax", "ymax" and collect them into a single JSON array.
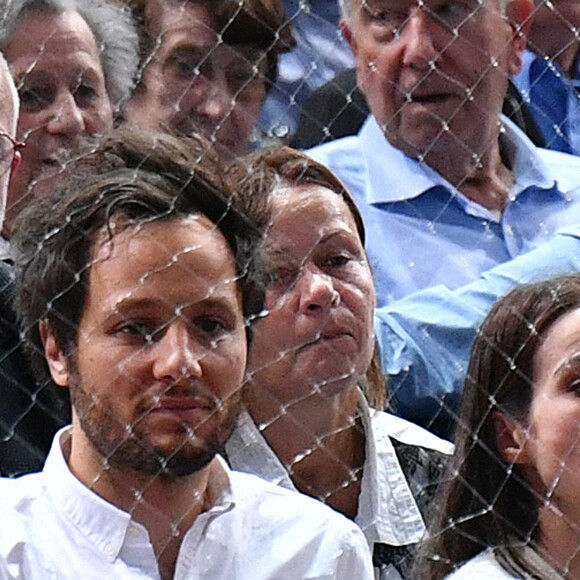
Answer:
[
  {"xmin": 148, "ymin": 396, "xmax": 215, "ymax": 420},
  {"xmin": 403, "ymin": 91, "xmax": 460, "ymax": 105}
]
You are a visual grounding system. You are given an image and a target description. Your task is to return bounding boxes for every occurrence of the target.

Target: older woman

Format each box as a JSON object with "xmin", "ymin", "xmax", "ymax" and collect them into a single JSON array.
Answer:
[
  {"xmin": 419, "ymin": 274, "xmax": 580, "ymax": 579},
  {"xmin": 0, "ymin": 0, "xmax": 139, "ymax": 240},
  {"xmin": 224, "ymin": 147, "xmax": 453, "ymax": 579}
]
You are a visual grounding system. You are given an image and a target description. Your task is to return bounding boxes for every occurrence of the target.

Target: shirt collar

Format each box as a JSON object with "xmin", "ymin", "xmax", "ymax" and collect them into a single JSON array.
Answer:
[
  {"xmin": 225, "ymin": 408, "xmax": 296, "ymax": 491},
  {"xmin": 44, "ymin": 427, "xmax": 132, "ymax": 562},
  {"xmin": 0, "ymin": 236, "xmax": 13, "ymax": 262},
  {"xmin": 45, "ymin": 427, "xmax": 236, "ymax": 565},
  {"xmin": 356, "ymin": 395, "xmax": 425, "ymax": 546},
  {"xmin": 225, "ymin": 395, "xmax": 425, "ymax": 547},
  {"xmin": 359, "ymin": 115, "xmax": 554, "ymax": 205}
]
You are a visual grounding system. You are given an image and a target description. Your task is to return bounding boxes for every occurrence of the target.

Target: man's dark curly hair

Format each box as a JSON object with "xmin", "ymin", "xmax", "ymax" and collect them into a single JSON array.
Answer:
[{"xmin": 12, "ymin": 125, "xmax": 265, "ymax": 383}]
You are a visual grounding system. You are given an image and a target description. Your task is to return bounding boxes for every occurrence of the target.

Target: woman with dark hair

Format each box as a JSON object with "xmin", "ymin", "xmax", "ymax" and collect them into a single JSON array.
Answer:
[
  {"xmin": 419, "ymin": 274, "xmax": 580, "ymax": 579},
  {"xmin": 224, "ymin": 147, "xmax": 453, "ymax": 579}
]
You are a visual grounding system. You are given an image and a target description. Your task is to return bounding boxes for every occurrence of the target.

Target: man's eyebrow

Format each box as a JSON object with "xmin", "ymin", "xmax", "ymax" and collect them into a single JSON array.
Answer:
[
  {"xmin": 167, "ymin": 45, "xmax": 211, "ymax": 61},
  {"xmin": 112, "ymin": 294, "xmax": 239, "ymax": 314}
]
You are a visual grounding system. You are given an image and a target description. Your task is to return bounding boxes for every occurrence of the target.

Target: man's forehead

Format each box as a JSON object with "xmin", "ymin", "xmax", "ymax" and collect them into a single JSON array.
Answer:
[
  {"xmin": 353, "ymin": 0, "xmax": 488, "ymax": 11},
  {"xmin": 145, "ymin": 0, "xmax": 218, "ymax": 41}
]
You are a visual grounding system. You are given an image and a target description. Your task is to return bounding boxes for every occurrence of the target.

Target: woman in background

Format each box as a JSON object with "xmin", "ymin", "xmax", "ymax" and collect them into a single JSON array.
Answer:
[
  {"xmin": 225, "ymin": 147, "xmax": 452, "ymax": 579},
  {"xmin": 419, "ymin": 274, "xmax": 580, "ymax": 579}
]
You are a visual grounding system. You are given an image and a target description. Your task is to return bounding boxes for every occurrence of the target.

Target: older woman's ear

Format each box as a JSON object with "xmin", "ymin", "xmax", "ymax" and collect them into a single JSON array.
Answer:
[{"xmin": 493, "ymin": 410, "xmax": 529, "ymax": 464}]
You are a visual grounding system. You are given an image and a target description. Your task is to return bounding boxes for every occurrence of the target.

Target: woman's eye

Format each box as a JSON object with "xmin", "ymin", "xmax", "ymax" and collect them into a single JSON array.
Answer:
[{"xmin": 570, "ymin": 378, "xmax": 580, "ymax": 394}]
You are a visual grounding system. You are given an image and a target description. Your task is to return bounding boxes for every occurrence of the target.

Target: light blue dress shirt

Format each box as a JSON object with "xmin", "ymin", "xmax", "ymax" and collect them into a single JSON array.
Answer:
[
  {"xmin": 513, "ymin": 49, "xmax": 580, "ymax": 155},
  {"xmin": 309, "ymin": 115, "xmax": 580, "ymax": 307},
  {"xmin": 376, "ymin": 226, "xmax": 580, "ymax": 430}
]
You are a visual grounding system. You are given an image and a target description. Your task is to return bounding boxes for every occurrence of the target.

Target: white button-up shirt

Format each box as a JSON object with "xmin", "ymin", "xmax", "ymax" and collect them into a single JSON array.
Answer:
[
  {"xmin": 225, "ymin": 395, "xmax": 453, "ymax": 576},
  {"xmin": 0, "ymin": 428, "xmax": 374, "ymax": 579}
]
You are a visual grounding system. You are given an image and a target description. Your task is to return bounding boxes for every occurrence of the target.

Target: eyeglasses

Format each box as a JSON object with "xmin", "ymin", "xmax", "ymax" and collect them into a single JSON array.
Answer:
[{"xmin": 0, "ymin": 132, "xmax": 24, "ymax": 177}]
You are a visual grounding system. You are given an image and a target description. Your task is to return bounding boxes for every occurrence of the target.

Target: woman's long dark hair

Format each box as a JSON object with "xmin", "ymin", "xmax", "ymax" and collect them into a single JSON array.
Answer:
[{"xmin": 419, "ymin": 274, "xmax": 580, "ymax": 579}]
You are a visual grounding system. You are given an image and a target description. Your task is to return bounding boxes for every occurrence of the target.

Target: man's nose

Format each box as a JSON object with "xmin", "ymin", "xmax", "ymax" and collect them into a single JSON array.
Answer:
[
  {"xmin": 191, "ymin": 73, "xmax": 232, "ymax": 125},
  {"xmin": 400, "ymin": 7, "xmax": 440, "ymax": 70},
  {"xmin": 152, "ymin": 321, "xmax": 203, "ymax": 384},
  {"xmin": 45, "ymin": 91, "xmax": 85, "ymax": 137}
]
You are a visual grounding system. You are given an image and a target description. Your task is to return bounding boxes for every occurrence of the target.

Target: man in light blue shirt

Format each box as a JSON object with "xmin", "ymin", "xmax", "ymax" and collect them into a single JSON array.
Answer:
[
  {"xmin": 309, "ymin": 0, "xmax": 580, "ymax": 308},
  {"xmin": 377, "ymin": 224, "xmax": 580, "ymax": 433}
]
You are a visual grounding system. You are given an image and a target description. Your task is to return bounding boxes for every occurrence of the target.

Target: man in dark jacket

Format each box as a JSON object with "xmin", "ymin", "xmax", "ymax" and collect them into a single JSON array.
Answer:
[{"xmin": 0, "ymin": 53, "xmax": 69, "ymax": 477}]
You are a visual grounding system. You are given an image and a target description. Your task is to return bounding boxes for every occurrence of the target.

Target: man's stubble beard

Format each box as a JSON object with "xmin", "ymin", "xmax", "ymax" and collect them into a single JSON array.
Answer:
[{"xmin": 69, "ymin": 364, "xmax": 241, "ymax": 479}]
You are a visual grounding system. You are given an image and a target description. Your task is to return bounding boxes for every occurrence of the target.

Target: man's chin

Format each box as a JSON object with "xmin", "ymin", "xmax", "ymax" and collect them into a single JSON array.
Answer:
[
  {"xmin": 387, "ymin": 123, "xmax": 457, "ymax": 160},
  {"xmin": 155, "ymin": 447, "xmax": 218, "ymax": 478}
]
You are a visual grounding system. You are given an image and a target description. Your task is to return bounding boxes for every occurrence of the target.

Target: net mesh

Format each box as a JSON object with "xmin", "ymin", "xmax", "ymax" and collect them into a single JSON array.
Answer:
[{"xmin": 1, "ymin": 0, "xmax": 580, "ymax": 577}]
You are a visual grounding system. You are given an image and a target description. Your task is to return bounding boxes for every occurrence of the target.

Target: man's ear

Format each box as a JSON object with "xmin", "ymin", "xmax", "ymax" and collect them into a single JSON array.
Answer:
[
  {"xmin": 493, "ymin": 410, "xmax": 528, "ymax": 464},
  {"xmin": 39, "ymin": 319, "xmax": 70, "ymax": 387},
  {"xmin": 340, "ymin": 19, "xmax": 357, "ymax": 57},
  {"xmin": 10, "ymin": 149, "xmax": 22, "ymax": 177},
  {"xmin": 505, "ymin": 0, "xmax": 533, "ymax": 75}
]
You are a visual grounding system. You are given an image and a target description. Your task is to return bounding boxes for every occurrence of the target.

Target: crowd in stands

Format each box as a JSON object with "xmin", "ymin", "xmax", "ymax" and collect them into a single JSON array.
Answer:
[{"xmin": 1, "ymin": 0, "xmax": 580, "ymax": 578}]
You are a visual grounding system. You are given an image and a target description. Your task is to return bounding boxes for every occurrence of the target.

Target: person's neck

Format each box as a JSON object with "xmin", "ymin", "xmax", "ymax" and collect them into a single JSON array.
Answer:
[
  {"xmin": 421, "ymin": 137, "xmax": 514, "ymax": 213},
  {"xmin": 68, "ymin": 432, "xmax": 217, "ymax": 580},
  {"xmin": 537, "ymin": 503, "xmax": 580, "ymax": 579},
  {"xmin": 244, "ymin": 383, "xmax": 365, "ymax": 520}
]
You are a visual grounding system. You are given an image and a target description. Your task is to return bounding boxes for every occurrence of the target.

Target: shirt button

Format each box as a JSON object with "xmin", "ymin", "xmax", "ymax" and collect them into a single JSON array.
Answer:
[{"xmin": 103, "ymin": 544, "xmax": 115, "ymax": 557}]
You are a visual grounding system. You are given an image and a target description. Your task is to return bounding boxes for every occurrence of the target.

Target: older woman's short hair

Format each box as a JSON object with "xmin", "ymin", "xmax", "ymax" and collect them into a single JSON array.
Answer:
[{"xmin": 0, "ymin": 0, "xmax": 139, "ymax": 110}]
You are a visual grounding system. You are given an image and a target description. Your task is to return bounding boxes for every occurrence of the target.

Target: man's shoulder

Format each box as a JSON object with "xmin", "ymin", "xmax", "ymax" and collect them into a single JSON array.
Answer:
[
  {"xmin": 446, "ymin": 550, "xmax": 518, "ymax": 579},
  {"xmin": 0, "ymin": 471, "xmax": 45, "ymax": 533},
  {"xmin": 0, "ymin": 471, "xmax": 44, "ymax": 498},
  {"xmin": 227, "ymin": 470, "xmax": 372, "ymax": 571},
  {"xmin": 307, "ymin": 134, "xmax": 364, "ymax": 170},
  {"xmin": 535, "ymin": 147, "xmax": 580, "ymax": 190}
]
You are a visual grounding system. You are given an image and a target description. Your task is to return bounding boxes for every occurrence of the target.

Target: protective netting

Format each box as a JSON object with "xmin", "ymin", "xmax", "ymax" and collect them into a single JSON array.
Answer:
[{"xmin": 1, "ymin": 0, "xmax": 580, "ymax": 578}]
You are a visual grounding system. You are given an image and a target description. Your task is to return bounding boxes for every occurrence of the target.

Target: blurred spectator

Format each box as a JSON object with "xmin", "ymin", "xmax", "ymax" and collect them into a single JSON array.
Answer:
[
  {"xmin": 0, "ymin": 50, "xmax": 69, "ymax": 477},
  {"xmin": 310, "ymin": 0, "xmax": 580, "ymax": 307},
  {"xmin": 0, "ymin": 0, "xmax": 139, "ymax": 241},
  {"xmin": 256, "ymin": 0, "xmax": 354, "ymax": 146},
  {"xmin": 513, "ymin": 0, "xmax": 580, "ymax": 154},
  {"xmin": 125, "ymin": 0, "xmax": 294, "ymax": 159}
]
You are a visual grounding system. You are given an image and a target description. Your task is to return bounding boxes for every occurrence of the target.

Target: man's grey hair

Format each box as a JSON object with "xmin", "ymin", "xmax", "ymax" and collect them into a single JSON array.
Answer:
[
  {"xmin": 339, "ymin": 0, "xmax": 512, "ymax": 23},
  {"xmin": 0, "ymin": 52, "xmax": 19, "ymax": 134},
  {"xmin": 0, "ymin": 0, "xmax": 139, "ymax": 110}
]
